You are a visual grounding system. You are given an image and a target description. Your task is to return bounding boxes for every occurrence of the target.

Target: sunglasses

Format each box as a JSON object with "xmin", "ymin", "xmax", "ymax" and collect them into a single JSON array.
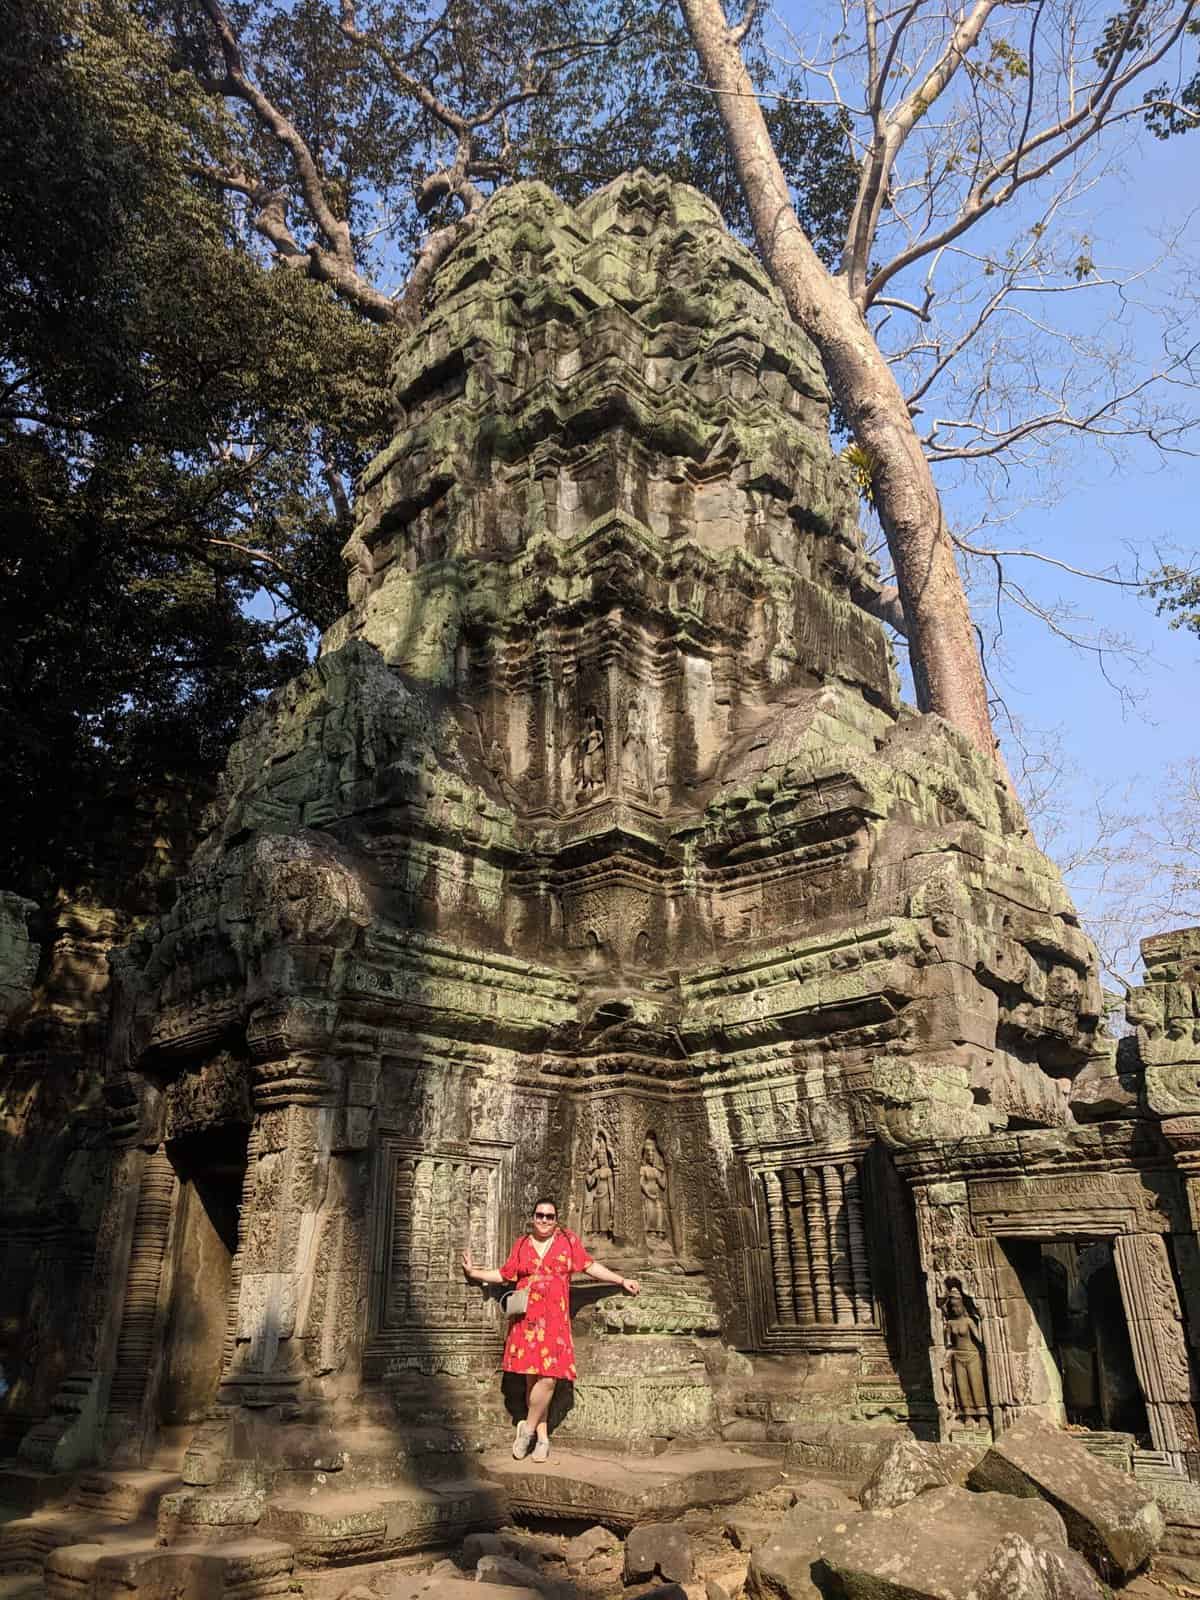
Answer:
[{"xmin": 532, "ymin": 1211, "xmax": 557, "ymax": 1221}]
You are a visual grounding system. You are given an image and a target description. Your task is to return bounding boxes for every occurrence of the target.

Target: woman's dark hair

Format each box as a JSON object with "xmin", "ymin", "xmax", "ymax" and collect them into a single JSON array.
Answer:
[{"xmin": 531, "ymin": 1195, "xmax": 558, "ymax": 1215}]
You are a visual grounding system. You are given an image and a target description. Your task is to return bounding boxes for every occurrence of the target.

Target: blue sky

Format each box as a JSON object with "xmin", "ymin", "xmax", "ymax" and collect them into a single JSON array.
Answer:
[{"xmin": 946, "ymin": 129, "xmax": 1197, "ymax": 873}]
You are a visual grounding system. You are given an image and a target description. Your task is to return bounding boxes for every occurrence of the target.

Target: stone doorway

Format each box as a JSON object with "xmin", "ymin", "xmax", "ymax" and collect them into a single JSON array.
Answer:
[
  {"xmin": 998, "ymin": 1237, "xmax": 1149, "ymax": 1440},
  {"xmin": 158, "ymin": 1125, "xmax": 246, "ymax": 1428}
]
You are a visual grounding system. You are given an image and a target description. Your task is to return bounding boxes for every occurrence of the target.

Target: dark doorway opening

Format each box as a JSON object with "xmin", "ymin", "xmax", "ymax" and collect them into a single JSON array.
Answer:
[
  {"xmin": 1000, "ymin": 1237, "xmax": 1148, "ymax": 1439},
  {"xmin": 160, "ymin": 1124, "xmax": 247, "ymax": 1427}
]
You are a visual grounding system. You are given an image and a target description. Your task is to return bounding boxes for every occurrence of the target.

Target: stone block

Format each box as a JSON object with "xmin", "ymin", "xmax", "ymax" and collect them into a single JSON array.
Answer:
[
  {"xmin": 480, "ymin": 1447, "xmax": 780, "ymax": 1530},
  {"xmin": 967, "ymin": 1416, "xmax": 1164, "ymax": 1579},
  {"xmin": 563, "ymin": 1525, "xmax": 620, "ymax": 1569},
  {"xmin": 965, "ymin": 1533, "xmax": 1106, "ymax": 1600},
  {"xmin": 623, "ymin": 1522, "xmax": 694, "ymax": 1584},
  {"xmin": 461, "ymin": 1531, "xmax": 507, "ymax": 1567},
  {"xmin": 474, "ymin": 1553, "xmax": 551, "ymax": 1593},
  {"xmin": 859, "ymin": 1437, "xmax": 986, "ymax": 1510},
  {"xmin": 748, "ymin": 1486, "xmax": 1066, "ymax": 1600},
  {"xmin": 423, "ymin": 1583, "xmax": 540, "ymax": 1600},
  {"xmin": 858, "ymin": 1438, "xmax": 946, "ymax": 1510}
]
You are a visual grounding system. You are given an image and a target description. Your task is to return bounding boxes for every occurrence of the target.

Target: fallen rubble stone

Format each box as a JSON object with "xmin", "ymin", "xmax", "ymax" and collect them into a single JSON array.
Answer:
[
  {"xmin": 967, "ymin": 1415, "xmax": 1164, "ymax": 1580},
  {"xmin": 724, "ymin": 1514, "xmax": 775, "ymax": 1551},
  {"xmin": 462, "ymin": 1532, "xmax": 508, "ymax": 1567},
  {"xmin": 564, "ymin": 1525, "xmax": 620, "ymax": 1569},
  {"xmin": 860, "ymin": 1437, "xmax": 988, "ymax": 1511},
  {"xmin": 425, "ymin": 1584, "xmax": 539, "ymax": 1600},
  {"xmin": 789, "ymin": 1481, "xmax": 858, "ymax": 1515},
  {"xmin": 964, "ymin": 1532, "xmax": 1106, "ymax": 1600},
  {"xmin": 750, "ymin": 1484, "xmax": 1067, "ymax": 1600},
  {"xmin": 427, "ymin": 1583, "xmax": 540, "ymax": 1600},
  {"xmin": 623, "ymin": 1522, "xmax": 694, "ymax": 1585},
  {"xmin": 475, "ymin": 1552, "xmax": 552, "ymax": 1593},
  {"xmin": 859, "ymin": 1438, "xmax": 946, "ymax": 1510}
]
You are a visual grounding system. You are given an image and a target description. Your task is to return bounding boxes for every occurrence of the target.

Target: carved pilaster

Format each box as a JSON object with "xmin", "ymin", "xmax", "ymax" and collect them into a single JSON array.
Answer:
[
  {"xmin": 1114, "ymin": 1232, "xmax": 1200, "ymax": 1457},
  {"xmin": 18, "ymin": 1144, "xmax": 148, "ymax": 1471},
  {"xmin": 909, "ymin": 1179, "xmax": 994, "ymax": 1440}
]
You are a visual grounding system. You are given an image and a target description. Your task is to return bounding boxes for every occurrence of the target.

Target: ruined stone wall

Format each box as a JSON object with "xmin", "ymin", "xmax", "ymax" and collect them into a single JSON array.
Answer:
[{"xmin": 0, "ymin": 786, "xmax": 201, "ymax": 1454}]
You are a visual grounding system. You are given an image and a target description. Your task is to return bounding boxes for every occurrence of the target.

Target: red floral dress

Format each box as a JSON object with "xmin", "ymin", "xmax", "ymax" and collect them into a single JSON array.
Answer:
[{"xmin": 500, "ymin": 1228, "xmax": 592, "ymax": 1380}]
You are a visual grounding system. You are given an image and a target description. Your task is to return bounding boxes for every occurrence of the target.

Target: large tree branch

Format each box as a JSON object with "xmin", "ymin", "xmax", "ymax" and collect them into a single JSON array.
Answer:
[
  {"xmin": 679, "ymin": 0, "xmax": 1002, "ymax": 766},
  {"xmin": 865, "ymin": 1, "xmax": 1198, "ymax": 306},
  {"xmin": 195, "ymin": 0, "xmax": 399, "ymax": 323},
  {"xmin": 844, "ymin": 0, "xmax": 1000, "ymax": 304}
]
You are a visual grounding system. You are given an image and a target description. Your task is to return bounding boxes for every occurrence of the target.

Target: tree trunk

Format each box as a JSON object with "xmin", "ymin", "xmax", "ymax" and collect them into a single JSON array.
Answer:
[{"xmin": 679, "ymin": 0, "xmax": 998, "ymax": 765}]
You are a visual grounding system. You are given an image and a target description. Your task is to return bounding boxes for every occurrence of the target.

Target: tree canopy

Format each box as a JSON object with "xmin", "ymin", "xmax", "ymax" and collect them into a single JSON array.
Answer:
[{"xmin": 0, "ymin": 0, "xmax": 856, "ymax": 898}]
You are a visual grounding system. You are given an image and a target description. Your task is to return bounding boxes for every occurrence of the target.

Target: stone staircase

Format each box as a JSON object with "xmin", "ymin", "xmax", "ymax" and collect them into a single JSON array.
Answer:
[{"xmin": 0, "ymin": 1468, "xmax": 293, "ymax": 1600}]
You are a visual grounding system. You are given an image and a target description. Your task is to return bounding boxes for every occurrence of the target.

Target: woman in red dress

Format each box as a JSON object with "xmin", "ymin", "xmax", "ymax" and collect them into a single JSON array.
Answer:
[{"xmin": 462, "ymin": 1195, "xmax": 639, "ymax": 1463}]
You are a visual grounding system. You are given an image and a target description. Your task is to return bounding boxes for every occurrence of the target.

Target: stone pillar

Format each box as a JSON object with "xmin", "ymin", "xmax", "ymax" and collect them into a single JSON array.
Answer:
[
  {"xmin": 905, "ymin": 1175, "xmax": 995, "ymax": 1440},
  {"xmin": 102, "ymin": 1148, "xmax": 179, "ymax": 1463},
  {"xmin": 18, "ymin": 1139, "xmax": 151, "ymax": 1471},
  {"xmin": 1113, "ymin": 1232, "xmax": 1200, "ymax": 1459},
  {"xmin": 1132, "ymin": 928, "xmax": 1200, "ymax": 1466},
  {"xmin": 221, "ymin": 1002, "xmax": 366, "ymax": 1405}
]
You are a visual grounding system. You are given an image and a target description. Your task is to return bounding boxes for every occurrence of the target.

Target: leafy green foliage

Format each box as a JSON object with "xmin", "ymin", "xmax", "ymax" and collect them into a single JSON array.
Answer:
[
  {"xmin": 1144, "ymin": 564, "xmax": 1200, "ymax": 635},
  {"xmin": 0, "ymin": 0, "xmax": 391, "ymax": 895}
]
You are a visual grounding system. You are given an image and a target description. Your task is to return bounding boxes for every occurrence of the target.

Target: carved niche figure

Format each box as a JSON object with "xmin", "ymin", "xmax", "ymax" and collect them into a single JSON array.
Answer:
[
  {"xmin": 620, "ymin": 701, "xmax": 652, "ymax": 794},
  {"xmin": 582, "ymin": 1128, "xmax": 616, "ymax": 1239},
  {"xmin": 575, "ymin": 707, "xmax": 606, "ymax": 798},
  {"xmin": 640, "ymin": 1132, "xmax": 671, "ymax": 1241},
  {"xmin": 941, "ymin": 1277, "xmax": 989, "ymax": 1421}
]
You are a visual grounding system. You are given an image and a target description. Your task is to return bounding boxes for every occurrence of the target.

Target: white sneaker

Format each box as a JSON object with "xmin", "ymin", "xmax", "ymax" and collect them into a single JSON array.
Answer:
[
  {"xmin": 531, "ymin": 1434, "xmax": 550, "ymax": 1463},
  {"xmin": 512, "ymin": 1420, "xmax": 533, "ymax": 1460}
]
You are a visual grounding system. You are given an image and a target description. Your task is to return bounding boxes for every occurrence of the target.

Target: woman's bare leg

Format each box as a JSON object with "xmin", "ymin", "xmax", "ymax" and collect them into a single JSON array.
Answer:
[{"xmin": 525, "ymin": 1376, "xmax": 556, "ymax": 1440}]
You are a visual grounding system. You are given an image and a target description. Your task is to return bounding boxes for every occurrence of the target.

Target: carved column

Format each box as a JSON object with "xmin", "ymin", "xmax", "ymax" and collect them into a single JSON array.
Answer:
[
  {"xmin": 802, "ymin": 1166, "xmax": 834, "ymax": 1323},
  {"xmin": 823, "ymin": 1165, "xmax": 855, "ymax": 1327},
  {"xmin": 763, "ymin": 1172, "xmax": 795, "ymax": 1326},
  {"xmin": 905, "ymin": 1174, "xmax": 995, "ymax": 1440},
  {"xmin": 843, "ymin": 1162, "xmax": 874, "ymax": 1325},
  {"xmin": 1114, "ymin": 1231, "xmax": 1200, "ymax": 1457},
  {"xmin": 782, "ymin": 1168, "xmax": 816, "ymax": 1323}
]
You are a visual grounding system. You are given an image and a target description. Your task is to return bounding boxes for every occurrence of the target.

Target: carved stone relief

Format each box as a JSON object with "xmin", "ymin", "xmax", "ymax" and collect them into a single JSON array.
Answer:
[
  {"xmin": 582, "ymin": 1128, "xmax": 616, "ymax": 1241},
  {"xmin": 940, "ymin": 1277, "xmax": 989, "ymax": 1423},
  {"xmin": 639, "ymin": 1132, "xmax": 671, "ymax": 1247}
]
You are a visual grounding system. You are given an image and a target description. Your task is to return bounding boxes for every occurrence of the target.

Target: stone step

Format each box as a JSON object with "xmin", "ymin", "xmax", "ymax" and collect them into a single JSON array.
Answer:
[
  {"xmin": 44, "ymin": 1536, "xmax": 293, "ymax": 1600},
  {"xmin": 71, "ymin": 1474, "xmax": 179, "ymax": 1523},
  {"xmin": 259, "ymin": 1479, "xmax": 508, "ymax": 1566},
  {"xmin": 0, "ymin": 1476, "xmax": 178, "ymax": 1574},
  {"xmin": 0, "ymin": 1471, "xmax": 75, "ymax": 1520},
  {"xmin": 480, "ymin": 1444, "xmax": 782, "ymax": 1530}
]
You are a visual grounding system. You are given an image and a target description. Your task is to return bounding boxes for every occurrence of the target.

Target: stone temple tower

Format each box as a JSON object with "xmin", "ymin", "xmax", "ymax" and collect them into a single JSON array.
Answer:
[{"xmin": 23, "ymin": 173, "xmax": 1120, "ymax": 1553}]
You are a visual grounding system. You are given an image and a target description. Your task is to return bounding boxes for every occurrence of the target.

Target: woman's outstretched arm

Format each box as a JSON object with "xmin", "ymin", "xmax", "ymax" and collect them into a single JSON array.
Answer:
[
  {"xmin": 461, "ymin": 1248, "xmax": 505, "ymax": 1285},
  {"xmin": 583, "ymin": 1260, "xmax": 640, "ymax": 1295}
]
